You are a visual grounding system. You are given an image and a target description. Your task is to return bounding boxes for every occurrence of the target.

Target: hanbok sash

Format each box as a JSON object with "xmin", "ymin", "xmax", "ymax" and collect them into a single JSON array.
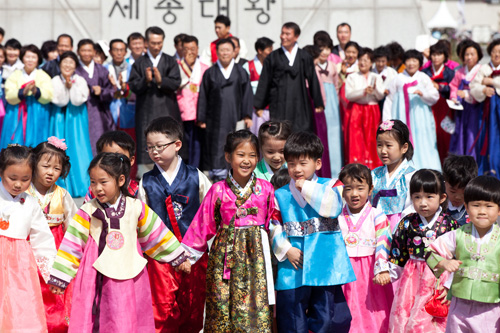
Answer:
[{"xmin": 403, "ymin": 80, "xmax": 418, "ymax": 144}]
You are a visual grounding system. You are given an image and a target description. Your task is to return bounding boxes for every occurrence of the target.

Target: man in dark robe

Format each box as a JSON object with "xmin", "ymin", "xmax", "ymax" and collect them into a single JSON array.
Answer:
[
  {"xmin": 197, "ymin": 38, "xmax": 253, "ymax": 181},
  {"xmin": 128, "ymin": 26, "xmax": 182, "ymax": 168},
  {"xmin": 42, "ymin": 34, "xmax": 74, "ymax": 78},
  {"xmin": 254, "ymin": 22, "xmax": 324, "ymax": 133}
]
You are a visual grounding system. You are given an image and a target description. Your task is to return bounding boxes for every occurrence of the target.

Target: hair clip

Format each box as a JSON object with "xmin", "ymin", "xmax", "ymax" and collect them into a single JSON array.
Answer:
[
  {"xmin": 47, "ymin": 136, "xmax": 68, "ymax": 151},
  {"xmin": 379, "ymin": 120, "xmax": 394, "ymax": 131},
  {"xmin": 7, "ymin": 143, "xmax": 21, "ymax": 148}
]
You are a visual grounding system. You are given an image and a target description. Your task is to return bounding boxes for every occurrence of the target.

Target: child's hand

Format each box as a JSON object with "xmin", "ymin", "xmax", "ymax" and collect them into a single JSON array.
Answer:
[
  {"xmin": 49, "ymin": 285, "xmax": 65, "ymax": 295},
  {"xmin": 294, "ymin": 179, "xmax": 305, "ymax": 191},
  {"xmin": 436, "ymin": 259, "xmax": 462, "ymax": 273},
  {"xmin": 176, "ymin": 260, "xmax": 191, "ymax": 274},
  {"xmin": 286, "ymin": 247, "xmax": 303, "ymax": 270},
  {"xmin": 436, "ymin": 285, "xmax": 450, "ymax": 305},
  {"xmin": 373, "ymin": 272, "xmax": 391, "ymax": 286}
]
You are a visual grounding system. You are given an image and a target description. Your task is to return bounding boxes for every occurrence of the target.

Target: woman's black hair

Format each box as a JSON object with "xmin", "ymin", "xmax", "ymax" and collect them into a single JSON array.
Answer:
[
  {"xmin": 376, "ymin": 119, "xmax": 414, "ymax": 161},
  {"xmin": 410, "ymin": 169, "xmax": 447, "ymax": 210},
  {"xmin": 20, "ymin": 44, "xmax": 43, "ymax": 66},
  {"xmin": 345, "ymin": 41, "xmax": 361, "ymax": 54},
  {"xmin": 59, "ymin": 51, "xmax": 80, "ymax": 68},
  {"xmin": 487, "ymin": 39, "xmax": 500, "ymax": 56},
  {"xmin": 270, "ymin": 168, "xmax": 291, "ymax": 190},
  {"xmin": 339, "ymin": 163, "xmax": 373, "ymax": 189},
  {"xmin": 358, "ymin": 47, "xmax": 374, "ymax": 62},
  {"xmin": 223, "ymin": 130, "xmax": 259, "ymax": 157},
  {"xmin": 0, "ymin": 145, "xmax": 33, "ymax": 173},
  {"xmin": 88, "ymin": 152, "xmax": 131, "ymax": 197},
  {"xmin": 303, "ymin": 45, "xmax": 321, "ymax": 60},
  {"xmin": 464, "ymin": 175, "xmax": 500, "ymax": 206},
  {"xmin": 429, "ymin": 41, "xmax": 449, "ymax": 63},
  {"xmin": 403, "ymin": 49, "xmax": 424, "ymax": 68},
  {"xmin": 458, "ymin": 39, "xmax": 483, "ymax": 62},
  {"xmin": 32, "ymin": 141, "xmax": 71, "ymax": 179},
  {"xmin": 41, "ymin": 40, "xmax": 57, "ymax": 61},
  {"xmin": 258, "ymin": 120, "xmax": 292, "ymax": 147},
  {"xmin": 313, "ymin": 30, "xmax": 334, "ymax": 50},
  {"xmin": 5, "ymin": 38, "xmax": 21, "ymax": 50},
  {"xmin": 386, "ymin": 42, "xmax": 405, "ymax": 62},
  {"xmin": 373, "ymin": 46, "xmax": 389, "ymax": 61}
]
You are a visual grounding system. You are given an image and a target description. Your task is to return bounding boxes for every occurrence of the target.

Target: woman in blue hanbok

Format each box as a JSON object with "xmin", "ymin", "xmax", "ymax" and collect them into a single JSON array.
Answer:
[
  {"xmin": 49, "ymin": 51, "xmax": 92, "ymax": 197},
  {"xmin": 386, "ymin": 50, "xmax": 441, "ymax": 171},
  {"xmin": 1, "ymin": 44, "xmax": 53, "ymax": 148}
]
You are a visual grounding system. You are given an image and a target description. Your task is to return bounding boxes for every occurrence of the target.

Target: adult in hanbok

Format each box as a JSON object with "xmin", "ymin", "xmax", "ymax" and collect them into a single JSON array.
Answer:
[
  {"xmin": 314, "ymin": 34, "xmax": 343, "ymax": 177},
  {"xmin": 470, "ymin": 38, "xmax": 500, "ymax": 177},
  {"xmin": 449, "ymin": 40, "xmax": 484, "ymax": 160},
  {"xmin": 422, "ymin": 42, "xmax": 456, "ymax": 164},
  {"xmin": 128, "ymin": 26, "xmax": 181, "ymax": 167},
  {"xmin": 75, "ymin": 39, "xmax": 115, "ymax": 155},
  {"xmin": 126, "ymin": 32, "xmax": 145, "ymax": 66},
  {"xmin": 242, "ymin": 37, "xmax": 274, "ymax": 135},
  {"xmin": 197, "ymin": 39, "xmax": 253, "ymax": 181},
  {"xmin": 338, "ymin": 41, "xmax": 360, "ymax": 127},
  {"xmin": 313, "ymin": 31, "xmax": 343, "ymax": 65},
  {"xmin": 345, "ymin": 48, "xmax": 385, "ymax": 170},
  {"xmin": 41, "ymin": 34, "xmax": 74, "ymax": 78},
  {"xmin": 373, "ymin": 46, "xmax": 398, "ymax": 120},
  {"xmin": 50, "ymin": 51, "xmax": 93, "ymax": 197},
  {"xmin": 0, "ymin": 46, "xmax": 5, "ymax": 132},
  {"xmin": 176, "ymin": 35, "xmax": 209, "ymax": 167},
  {"xmin": 386, "ymin": 50, "xmax": 441, "ymax": 170},
  {"xmin": 2, "ymin": 38, "xmax": 23, "ymax": 80},
  {"xmin": 1, "ymin": 44, "xmax": 53, "ymax": 148},
  {"xmin": 254, "ymin": 22, "xmax": 324, "ymax": 133}
]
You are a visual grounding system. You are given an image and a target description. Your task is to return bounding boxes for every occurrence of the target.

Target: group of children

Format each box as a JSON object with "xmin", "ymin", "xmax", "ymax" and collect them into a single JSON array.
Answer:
[{"xmin": 1, "ymin": 114, "xmax": 499, "ymax": 333}]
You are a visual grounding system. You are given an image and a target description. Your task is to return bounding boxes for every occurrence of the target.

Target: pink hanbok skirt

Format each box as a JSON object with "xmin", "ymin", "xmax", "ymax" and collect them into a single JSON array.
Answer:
[{"xmin": 68, "ymin": 237, "xmax": 155, "ymax": 332}]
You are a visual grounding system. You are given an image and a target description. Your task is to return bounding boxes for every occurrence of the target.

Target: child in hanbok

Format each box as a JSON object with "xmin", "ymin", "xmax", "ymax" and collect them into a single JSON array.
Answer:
[
  {"xmin": 372, "ymin": 120, "xmax": 416, "ymax": 232},
  {"xmin": 344, "ymin": 47, "xmax": 385, "ymax": 169},
  {"xmin": 182, "ymin": 130, "xmax": 276, "ymax": 332},
  {"xmin": 449, "ymin": 40, "xmax": 483, "ymax": 159},
  {"xmin": 470, "ymin": 38, "xmax": 500, "ymax": 176},
  {"xmin": 28, "ymin": 137, "xmax": 78, "ymax": 332},
  {"xmin": 50, "ymin": 51, "xmax": 93, "ymax": 197},
  {"xmin": 1, "ymin": 44, "xmax": 53, "ymax": 148},
  {"xmin": 48, "ymin": 152, "xmax": 190, "ymax": 332},
  {"xmin": 338, "ymin": 163, "xmax": 393, "ymax": 333},
  {"xmin": 0, "ymin": 45, "xmax": 6, "ymax": 131},
  {"xmin": 254, "ymin": 120, "xmax": 291, "ymax": 182},
  {"xmin": 422, "ymin": 42, "xmax": 456, "ymax": 163},
  {"xmin": 386, "ymin": 49, "xmax": 441, "ymax": 170},
  {"xmin": 0, "ymin": 145, "xmax": 57, "ymax": 331},
  {"xmin": 388, "ymin": 169, "xmax": 458, "ymax": 332},
  {"xmin": 427, "ymin": 176, "xmax": 500, "ymax": 332}
]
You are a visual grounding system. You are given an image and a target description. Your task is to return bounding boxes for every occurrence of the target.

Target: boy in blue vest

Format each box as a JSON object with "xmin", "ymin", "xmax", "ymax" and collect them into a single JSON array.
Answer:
[
  {"xmin": 138, "ymin": 116, "xmax": 211, "ymax": 333},
  {"xmin": 270, "ymin": 131, "xmax": 355, "ymax": 333}
]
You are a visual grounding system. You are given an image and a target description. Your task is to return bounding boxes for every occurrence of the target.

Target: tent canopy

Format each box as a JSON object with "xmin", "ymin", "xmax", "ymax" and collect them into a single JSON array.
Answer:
[{"xmin": 427, "ymin": 0, "xmax": 458, "ymax": 29}]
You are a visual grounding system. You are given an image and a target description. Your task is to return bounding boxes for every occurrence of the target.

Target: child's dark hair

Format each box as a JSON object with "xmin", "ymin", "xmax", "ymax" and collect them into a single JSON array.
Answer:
[
  {"xmin": 32, "ymin": 141, "xmax": 71, "ymax": 179},
  {"xmin": 339, "ymin": 163, "xmax": 373, "ymax": 189},
  {"xmin": 258, "ymin": 120, "xmax": 292, "ymax": 147},
  {"xmin": 376, "ymin": 119, "xmax": 414, "ymax": 161},
  {"xmin": 144, "ymin": 116, "xmax": 183, "ymax": 142},
  {"xmin": 224, "ymin": 130, "xmax": 259, "ymax": 157},
  {"xmin": 270, "ymin": 168, "xmax": 291, "ymax": 190},
  {"xmin": 88, "ymin": 152, "xmax": 131, "ymax": 197},
  {"xmin": 403, "ymin": 49, "xmax": 424, "ymax": 67},
  {"xmin": 410, "ymin": 169, "xmax": 447, "ymax": 210},
  {"xmin": 284, "ymin": 132, "xmax": 323, "ymax": 161},
  {"xmin": 0, "ymin": 145, "xmax": 33, "ymax": 173},
  {"xmin": 96, "ymin": 131, "xmax": 136, "ymax": 157},
  {"xmin": 464, "ymin": 176, "xmax": 500, "ymax": 206},
  {"xmin": 442, "ymin": 154, "xmax": 478, "ymax": 189}
]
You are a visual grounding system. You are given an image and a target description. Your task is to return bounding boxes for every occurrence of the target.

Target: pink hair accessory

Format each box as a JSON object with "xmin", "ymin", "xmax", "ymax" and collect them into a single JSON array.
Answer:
[
  {"xmin": 379, "ymin": 120, "xmax": 394, "ymax": 131},
  {"xmin": 47, "ymin": 136, "xmax": 68, "ymax": 151}
]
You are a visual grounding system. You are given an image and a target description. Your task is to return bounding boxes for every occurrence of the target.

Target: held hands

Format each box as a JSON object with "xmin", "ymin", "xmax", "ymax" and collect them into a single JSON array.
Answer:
[
  {"xmin": 457, "ymin": 90, "xmax": 466, "ymax": 99},
  {"xmin": 436, "ymin": 285, "xmax": 450, "ymax": 305},
  {"xmin": 175, "ymin": 260, "xmax": 192, "ymax": 274},
  {"xmin": 286, "ymin": 247, "xmax": 303, "ymax": 270},
  {"xmin": 436, "ymin": 258, "xmax": 463, "ymax": 273},
  {"xmin": 64, "ymin": 76, "xmax": 72, "ymax": 89},
  {"xmin": 92, "ymin": 85, "xmax": 102, "ymax": 96},
  {"xmin": 146, "ymin": 67, "xmax": 153, "ymax": 83},
  {"xmin": 23, "ymin": 81, "xmax": 36, "ymax": 96},
  {"xmin": 373, "ymin": 271, "xmax": 391, "ymax": 286},
  {"xmin": 484, "ymin": 87, "xmax": 495, "ymax": 98},
  {"xmin": 108, "ymin": 73, "xmax": 117, "ymax": 87},
  {"xmin": 315, "ymin": 106, "xmax": 324, "ymax": 113},
  {"xmin": 153, "ymin": 67, "xmax": 162, "ymax": 85},
  {"xmin": 49, "ymin": 285, "xmax": 65, "ymax": 295},
  {"xmin": 364, "ymin": 86, "xmax": 374, "ymax": 96}
]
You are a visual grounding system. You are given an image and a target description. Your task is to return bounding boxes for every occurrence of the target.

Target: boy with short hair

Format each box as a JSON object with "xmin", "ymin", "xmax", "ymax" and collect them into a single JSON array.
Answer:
[
  {"xmin": 442, "ymin": 154, "xmax": 478, "ymax": 225},
  {"xmin": 270, "ymin": 131, "xmax": 355, "ymax": 333},
  {"xmin": 84, "ymin": 130, "xmax": 138, "ymax": 202},
  {"xmin": 138, "ymin": 116, "xmax": 211, "ymax": 333}
]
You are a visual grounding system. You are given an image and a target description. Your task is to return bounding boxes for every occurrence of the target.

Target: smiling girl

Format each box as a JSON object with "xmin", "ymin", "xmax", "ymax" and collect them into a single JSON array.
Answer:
[{"xmin": 254, "ymin": 120, "xmax": 291, "ymax": 182}]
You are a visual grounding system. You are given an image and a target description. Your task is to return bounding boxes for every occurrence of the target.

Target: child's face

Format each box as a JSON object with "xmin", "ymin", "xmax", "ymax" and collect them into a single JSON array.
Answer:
[
  {"xmin": 445, "ymin": 183, "xmax": 465, "ymax": 208},
  {"xmin": 411, "ymin": 190, "xmax": 446, "ymax": 222},
  {"xmin": 343, "ymin": 176, "xmax": 373, "ymax": 214},
  {"xmin": 287, "ymin": 156, "xmax": 321, "ymax": 181},
  {"xmin": 405, "ymin": 58, "xmax": 420, "ymax": 76},
  {"xmin": 101, "ymin": 142, "xmax": 135, "ymax": 166},
  {"xmin": 375, "ymin": 56, "xmax": 387, "ymax": 73},
  {"xmin": 0, "ymin": 161, "xmax": 32, "ymax": 197},
  {"xmin": 376, "ymin": 132, "xmax": 408, "ymax": 167},
  {"xmin": 319, "ymin": 47, "xmax": 330, "ymax": 64},
  {"xmin": 358, "ymin": 54, "xmax": 372, "ymax": 74},
  {"xmin": 89, "ymin": 166, "xmax": 125, "ymax": 204},
  {"xmin": 224, "ymin": 141, "xmax": 258, "ymax": 182},
  {"xmin": 261, "ymin": 138, "xmax": 286, "ymax": 172},
  {"xmin": 35, "ymin": 153, "xmax": 62, "ymax": 191},
  {"xmin": 146, "ymin": 132, "xmax": 181, "ymax": 171},
  {"xmin": 431, "ymin": 52, "xmax": 445, "ymax": 68},
  {"xmin": 465, "ymin": 201, "xmax": 500, "ymax": 233}
]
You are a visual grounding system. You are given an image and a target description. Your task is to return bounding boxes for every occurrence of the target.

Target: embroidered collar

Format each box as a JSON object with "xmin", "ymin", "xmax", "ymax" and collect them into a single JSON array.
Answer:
[
  {"xmin": 228, "ymin": 171, "xmax": 255, "ymax": 197},
  {"xmin": 290, "ymin": 174, "xmax": 318, "ymax": 208},
  {"xmin": 27, "ymin": 183, "xmax": 55, "ymax": 210},
  {"xmin": 156, "ymin": 156, "xmax": 182, "ymax": 186},
  {"xmin": 385, "ymin": 158, "xmax": 411, "ymax": 185},
  {"xmin": 99, "ymin": 194, "xmax": 126, "ymax": 220}
]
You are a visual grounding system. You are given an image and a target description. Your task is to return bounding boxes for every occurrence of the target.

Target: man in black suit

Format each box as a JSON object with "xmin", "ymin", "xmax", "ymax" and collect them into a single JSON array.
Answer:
[{"xmin": 332, "ymin": 22, "xmax": 351, "ymax": 61}]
